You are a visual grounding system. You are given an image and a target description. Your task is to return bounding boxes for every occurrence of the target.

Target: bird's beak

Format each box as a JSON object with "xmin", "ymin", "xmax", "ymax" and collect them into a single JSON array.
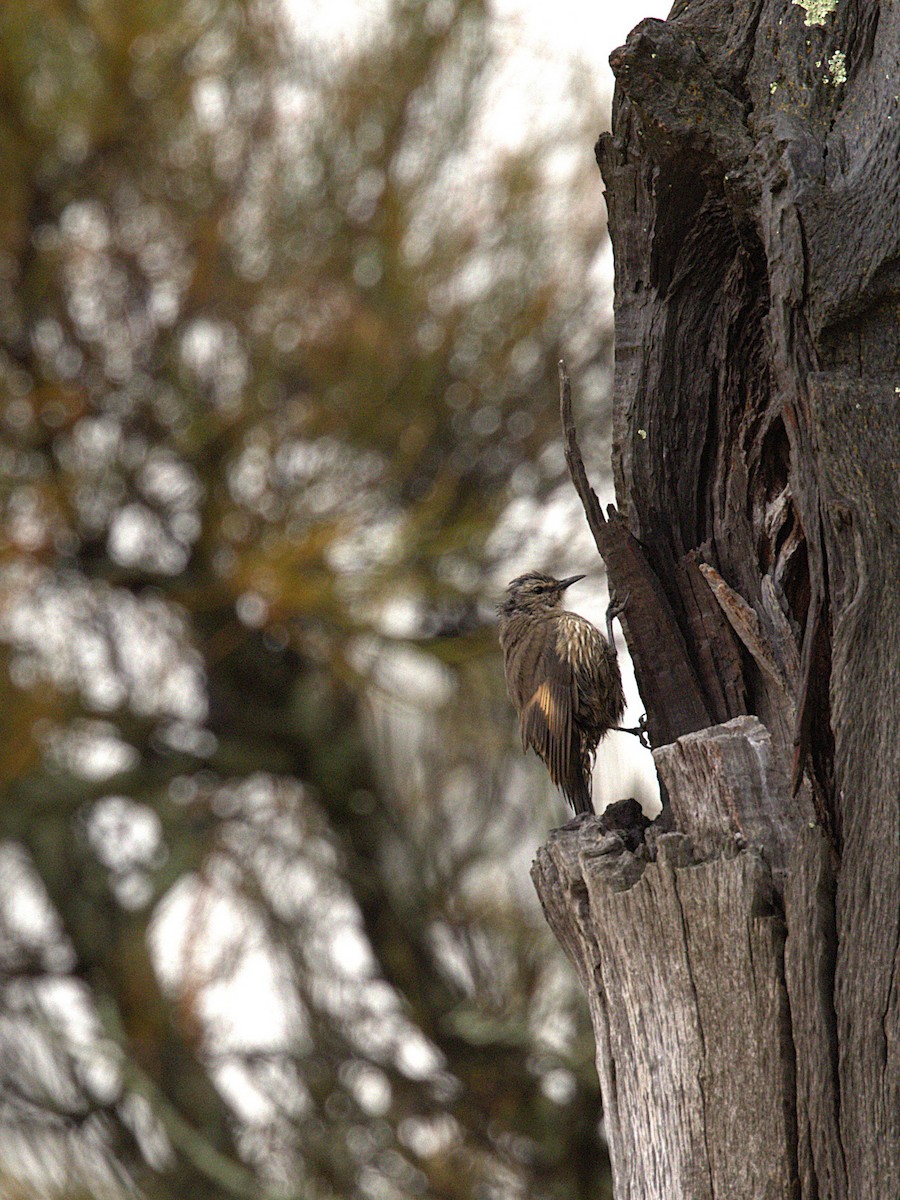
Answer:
[{"xmin": 558, "ymin": 574, "xmax": 586, "ymax": 590}]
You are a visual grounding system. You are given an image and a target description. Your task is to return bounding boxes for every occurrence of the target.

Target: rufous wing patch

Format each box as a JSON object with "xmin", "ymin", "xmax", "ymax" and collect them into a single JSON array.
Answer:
[
  {"xmin": 520, "ymin": 681, "xmax": 572, "ymax": 788},
  {"xmin": 532, "ymin": 682, "xmax": 560, "ymax": 726}
]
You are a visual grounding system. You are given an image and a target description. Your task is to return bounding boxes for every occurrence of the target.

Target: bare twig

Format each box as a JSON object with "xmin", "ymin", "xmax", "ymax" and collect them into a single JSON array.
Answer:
[
  {"xmin": 559, "ymin": 359, "xmax": 607, "ymax": 544},
  {"xmin": 557, "ymin": 359, "xmax": 712, "ymax": 748}
]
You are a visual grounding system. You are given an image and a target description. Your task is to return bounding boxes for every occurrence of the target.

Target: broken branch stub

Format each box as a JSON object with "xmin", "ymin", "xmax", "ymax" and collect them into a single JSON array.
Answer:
[{"xmin": 532, "ymin": 719, "xmax": 803, "ymax": 1200}]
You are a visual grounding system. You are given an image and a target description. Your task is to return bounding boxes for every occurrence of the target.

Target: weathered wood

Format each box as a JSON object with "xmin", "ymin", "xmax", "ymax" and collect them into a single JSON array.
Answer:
[
  {"xmin": 533, "ymin": 723, "xmax": 799, "ymax": 1200},
  {"xmin": 653, "ymin": 714, "xmax": 810, "ymax": 892},
  {"xmin": 537, "ymin": 5, "xmax": 900, "ymax": 1195},
  {"xmin": 807, "ymin": 373, "xmax": 900, "ymax": 1195},
  {"xmin": 675, "ymin": 550, "xmax": 747, "ymax": 725},
  {"xmin": 783, "ymin": 824, "xmax": 847, "ymax": 1200}
]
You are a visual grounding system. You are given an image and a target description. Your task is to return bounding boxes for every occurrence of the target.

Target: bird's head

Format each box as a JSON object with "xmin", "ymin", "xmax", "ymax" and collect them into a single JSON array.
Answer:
[{"xmin": 498, "ymin": 571, "xmax": 585, "ymax": 616}]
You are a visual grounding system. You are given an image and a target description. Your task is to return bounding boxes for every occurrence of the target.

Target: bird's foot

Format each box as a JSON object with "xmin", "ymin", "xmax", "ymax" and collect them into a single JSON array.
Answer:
[
  {"xmin": 636, "ymin": 713, "xmax": 650, "ymax": 748},
  {"xmin": 605, "ymin": 591, "xmax": 630, "ymax": 648},
  {"xmin": 612, "ymin": 714, "xmax": 651, "ymax": 749}
]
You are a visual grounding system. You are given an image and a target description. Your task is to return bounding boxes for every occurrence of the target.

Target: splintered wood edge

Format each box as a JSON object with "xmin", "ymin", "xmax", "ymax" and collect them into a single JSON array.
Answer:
[{"xmin": 653, "ymin": 715, "xmax": 807, "ymax": 888}]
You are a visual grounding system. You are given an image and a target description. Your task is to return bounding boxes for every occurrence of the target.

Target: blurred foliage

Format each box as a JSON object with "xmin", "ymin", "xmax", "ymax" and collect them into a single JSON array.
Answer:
[{"xmin": 0, "ymin": 0, "xmax": 615, "ymax": 1197}]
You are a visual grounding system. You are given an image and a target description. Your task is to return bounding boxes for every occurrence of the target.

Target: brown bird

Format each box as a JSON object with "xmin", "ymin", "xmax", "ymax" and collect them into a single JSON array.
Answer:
[{"xmin": 497, "ymin": 571, "xmax": 626, "ymax": 815}]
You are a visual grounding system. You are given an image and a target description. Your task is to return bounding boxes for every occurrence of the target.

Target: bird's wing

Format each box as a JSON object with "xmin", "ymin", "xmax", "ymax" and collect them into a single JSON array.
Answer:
[{"xmin": 515, "ymin": 636, "xmax": 575, "ymax": 791}]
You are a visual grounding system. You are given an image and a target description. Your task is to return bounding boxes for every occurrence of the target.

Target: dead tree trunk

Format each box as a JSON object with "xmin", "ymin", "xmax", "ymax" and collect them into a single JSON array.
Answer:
[{"xmin": 532, "ymin": 3, "xmax": 900, "ymax": 1197}]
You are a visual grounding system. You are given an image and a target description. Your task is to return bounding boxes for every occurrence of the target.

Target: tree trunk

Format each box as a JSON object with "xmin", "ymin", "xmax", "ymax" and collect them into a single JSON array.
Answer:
[{"xmin": 533, "ymin": 2, "xmax": 900, "ymax": 1197}]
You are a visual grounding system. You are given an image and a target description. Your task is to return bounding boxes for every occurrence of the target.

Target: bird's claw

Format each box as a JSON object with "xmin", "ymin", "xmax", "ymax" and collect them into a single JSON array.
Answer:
[
  {"xmin": 606, "ymin": 591, "xmax": 630, "ymax": 622},
  {"xmin": 605, "ymin": 591, "xmax": 630, "ymax": 649},
  {"xmin": 612, "ymin": 714, "xmax": 651, "ymax": 749},
  {"xmin": 636, "ymin": 713, "xmax": 651, "ymax": 749}
]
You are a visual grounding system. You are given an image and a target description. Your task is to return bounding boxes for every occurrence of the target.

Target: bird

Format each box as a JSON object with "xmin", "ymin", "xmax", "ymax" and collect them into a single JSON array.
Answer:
[{"xmin": 497, "ymin": 571, "xmax": 626, "ymax": 815}]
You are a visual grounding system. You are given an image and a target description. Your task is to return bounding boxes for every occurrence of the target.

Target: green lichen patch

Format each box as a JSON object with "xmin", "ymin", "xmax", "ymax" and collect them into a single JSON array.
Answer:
[
  {"xmin": 791, "ymin": 0, "xmax": 838, "ymax": 26},
  {"xmin": 827, "ymin": 49, "xmax": 847, "ymax": 84}
]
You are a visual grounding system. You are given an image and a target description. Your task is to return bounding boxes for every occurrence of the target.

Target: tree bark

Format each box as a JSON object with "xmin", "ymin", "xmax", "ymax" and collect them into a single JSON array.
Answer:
[{"xmin": 533, "ymin": 2, "xmax": 900, "ymax": 1197}]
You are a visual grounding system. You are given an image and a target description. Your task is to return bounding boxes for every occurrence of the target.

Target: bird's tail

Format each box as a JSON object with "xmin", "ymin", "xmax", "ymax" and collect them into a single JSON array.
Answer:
[{"xmin": 562, "ymin": 744, "xmax": 594, "ymax": 815}]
